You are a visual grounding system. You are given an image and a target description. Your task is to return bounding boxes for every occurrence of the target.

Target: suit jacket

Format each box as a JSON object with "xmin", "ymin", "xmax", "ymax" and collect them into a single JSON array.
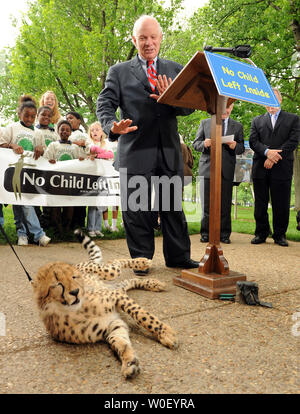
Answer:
[
  {"xmin": 192, "ymin": 117, "xmax": 245, "ymax": 181},
  {"xmin": 181, "ymin": 143, "xmax": 194, "ymax": 177},
  {"xmin": 96, "ymin": 55, "xmax": 193, "ymax": 174},
  {"xmin": 249, "ymin": 110, "xmax": 300, "ymax": 180}
]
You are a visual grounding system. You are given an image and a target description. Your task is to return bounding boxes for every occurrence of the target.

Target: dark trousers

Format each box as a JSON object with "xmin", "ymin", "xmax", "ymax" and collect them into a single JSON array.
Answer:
[
  {"xmin": 200, "ymin": 176, "xmax": 233, "ymax": 239},
  {"xmin": 71, "ymin": 206, "xmax": 86, "ymax": 228},
  {"xmin": 120, "ymin": 147, "xmax": 191, "ymax": 264},
  {"xmin": 51, "ymin": 207, "xmax": 74, "ymax": 234},
  {"xmin": 0, "ymin": 204, "xmax": 4, "ymax": 227},
  {"xmin": 253, "ymin": 176, "xmax": 292, "ymax": 239}
]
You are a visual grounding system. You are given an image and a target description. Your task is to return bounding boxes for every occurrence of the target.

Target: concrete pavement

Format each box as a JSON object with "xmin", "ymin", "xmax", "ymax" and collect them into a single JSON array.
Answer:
[{"xmin": 0, "ymin": 232, "xmax": 299, "ymax": 394}]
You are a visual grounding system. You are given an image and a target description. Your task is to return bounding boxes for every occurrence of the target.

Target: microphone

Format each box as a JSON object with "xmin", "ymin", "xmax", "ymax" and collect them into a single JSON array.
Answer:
[{"xmin": 204, "ymin": 45, "xmax": 252, "ymax": 58}]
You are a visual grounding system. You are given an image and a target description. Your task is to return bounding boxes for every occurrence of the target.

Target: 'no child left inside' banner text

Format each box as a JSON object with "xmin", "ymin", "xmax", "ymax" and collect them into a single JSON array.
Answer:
[{"xmin": 204, "ymin": 51, "xmax": 279, "ymax": 107}]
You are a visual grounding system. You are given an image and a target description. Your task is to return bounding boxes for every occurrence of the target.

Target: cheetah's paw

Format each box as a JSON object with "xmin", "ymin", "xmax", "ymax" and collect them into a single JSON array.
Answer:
[
  {"xmin": 122, "ymin": 357, "xmax": 141, "ymax": 379},
  {"xmin": 133, "ymin": 258, "xmax": 152, "ymax": 271},
  {"xmin": 158, "ymin": 326, "xmax": 179, "ymax": 350},
  {"xmin": 145, "ymin": 278, "xmax": 166, "ymax": 291}
]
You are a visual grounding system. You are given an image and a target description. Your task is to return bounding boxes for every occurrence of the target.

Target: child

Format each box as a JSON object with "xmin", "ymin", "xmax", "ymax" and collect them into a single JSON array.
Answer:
[
  {"xmin": 43, "ymin": 120, "xmax": 85, "ymax": 235},
  {"xmin": 35, "ymin": 106, "xmax": 59, "ymax": 147},
  {"xmin": 0, "ymin": 95, "xmax": 51, "ymax": 246},
  {"xmin": 44, "ymin": 119, "xmax": 85, "ymax": 162},
  {"xmin": 103, "ymin": 137, "xmax": 121, "ymax": 232},
  {"xmin": 66, "ymin": 111, "xmax": 91, "ymax": 157},
  {"xmin": 39, "ymin": 91, "xmax": 63, "ymax": 129},
  {"xmin": 35, "ymin": 105, "xmax": 60, "ymax": 227},
  {"xmin": 66, "ymin": 111, "xmax": 90, "ymax": 229},
  {"xmin": 87, "ymin": 121, "xmax": 114, "ymax": 238}
]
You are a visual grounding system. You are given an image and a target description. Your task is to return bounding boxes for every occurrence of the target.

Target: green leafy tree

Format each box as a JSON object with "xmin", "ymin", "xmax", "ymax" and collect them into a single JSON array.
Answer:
[
  {"xmin": 164, "ymin": 0, "xmax": 300, "ymax": 207},
  {"xmin": 1, "ymin": 0, "xmax": 182, "ymax": 125}
]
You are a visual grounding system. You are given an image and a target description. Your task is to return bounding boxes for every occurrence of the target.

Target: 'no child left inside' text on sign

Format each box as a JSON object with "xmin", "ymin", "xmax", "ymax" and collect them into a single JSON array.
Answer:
[{"xmin": 204, "ymin": 51, "xmax": 279, "ymax": 107}]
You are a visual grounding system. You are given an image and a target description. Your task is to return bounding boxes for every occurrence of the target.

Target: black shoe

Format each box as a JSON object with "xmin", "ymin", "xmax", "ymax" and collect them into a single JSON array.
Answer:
[
  {"xmin": 221, "ymin": 237, "xmax": 231, "ymax": 244},
  {"xmin": 200, "ymin": 235, "xmax": 209, "ymax": 243},
  {"xmin": 274, "ymin": 236, "xmax": 288, "ymax": 247},
  {"xmin": 133, "ymin": 269, "xmax": 149, "ymax": 276},
  {"xmin": 166, "ymin": 259, "xmax": 200, "ymax": 269},
  {"xmin": 251, "ymin": 236, "xmax": 266, "ymax": 244}
]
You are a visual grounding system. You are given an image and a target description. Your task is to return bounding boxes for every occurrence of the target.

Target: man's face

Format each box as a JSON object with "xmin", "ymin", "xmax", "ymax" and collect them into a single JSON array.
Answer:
[
  {"xmin": 132, "ymin": 18, "xmax": 162, "ymax": 61},
  {"xmin": 222, "ymin": 104, "xmax": 234, "ymax": 119},
  {"xmin": 266, "ymin": 90, "xmax": 282, "ymax": 115}
]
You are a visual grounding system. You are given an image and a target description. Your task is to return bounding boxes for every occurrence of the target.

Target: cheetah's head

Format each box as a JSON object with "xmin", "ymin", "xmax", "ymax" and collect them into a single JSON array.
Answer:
[{"xmin": 32, "ymin": 262, "xmax": 84, "ymax": 311}]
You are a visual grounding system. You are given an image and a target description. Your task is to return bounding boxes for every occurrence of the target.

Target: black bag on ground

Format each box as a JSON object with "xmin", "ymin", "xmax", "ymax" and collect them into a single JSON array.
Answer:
[{"xmin": 236, "ymin": 281, "xmax": 272, "ymax": 308}]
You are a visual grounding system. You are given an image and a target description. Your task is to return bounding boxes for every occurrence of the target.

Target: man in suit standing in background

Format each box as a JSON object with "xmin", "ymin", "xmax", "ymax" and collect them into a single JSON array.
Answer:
[
  {"xmin": 249, "ymin": 88, "xmax": 300, "ymax": 247},
  {"xmin": 193, "ymin": 103, "xmax": 245, "ymax": 244},
  {"xmin": 97, "ymin": 15, "xmax": 199, "ymax": 273}
]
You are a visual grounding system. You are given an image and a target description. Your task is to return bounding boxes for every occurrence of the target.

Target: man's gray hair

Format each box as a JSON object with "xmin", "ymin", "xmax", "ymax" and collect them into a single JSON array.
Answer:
[
  {"xmin": 132, "ymin": 15, "xmax": 163, "ymax": 38},
  {"xmin": 272, "ymin": 87, "xmax": 282, "ymax": 100}
]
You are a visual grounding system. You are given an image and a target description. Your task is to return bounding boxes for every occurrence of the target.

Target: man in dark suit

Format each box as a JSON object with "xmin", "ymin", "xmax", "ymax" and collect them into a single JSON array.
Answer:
[
  {"xmin": 96, "ymin": 15, "xmax": 199, "ymax": 273},
  {"xmin": 193, "ymin": 103, "xmax": 245, "ymax": 244},
  {"xmin": 249, "ymin": 88, "xmax": 300, "ymax": 247}
]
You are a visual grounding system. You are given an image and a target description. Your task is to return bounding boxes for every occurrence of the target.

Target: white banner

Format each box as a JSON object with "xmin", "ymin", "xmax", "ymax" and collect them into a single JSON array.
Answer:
[{"xmin": 0, "ymin": 148, "xmax": 120, "ymax": 206}]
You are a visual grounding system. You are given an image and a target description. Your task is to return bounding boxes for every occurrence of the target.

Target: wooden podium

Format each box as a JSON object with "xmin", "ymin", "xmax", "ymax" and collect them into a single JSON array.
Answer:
[{"xmin": 158, "ymin": 51, "xmax": 246, "ymax": 299}]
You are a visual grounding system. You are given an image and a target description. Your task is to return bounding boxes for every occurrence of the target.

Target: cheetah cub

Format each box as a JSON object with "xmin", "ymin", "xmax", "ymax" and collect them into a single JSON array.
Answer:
[{"xmin": 32, "ymin": 229, "xmax": 178, "ymax": 379}]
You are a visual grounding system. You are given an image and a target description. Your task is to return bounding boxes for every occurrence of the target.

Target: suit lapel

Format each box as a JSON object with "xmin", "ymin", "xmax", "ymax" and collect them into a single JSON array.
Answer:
[
  {"xmin": 157, "ymin": 57, "xmax": 168, "ymax": 77},
  {"xmin": 273, "ymin": 110, "xmax": 283, "ymax": 131},
  {"xmin": 265, "ymin": 112, "xmax": 273, "ymax": 131},
  {"xmin": 227, "ymin": 118, "xmax": 235, "ymax": 135},
  {"xmin": 130, "ymin": 55, "xmax": 151, "ymax": 92}
]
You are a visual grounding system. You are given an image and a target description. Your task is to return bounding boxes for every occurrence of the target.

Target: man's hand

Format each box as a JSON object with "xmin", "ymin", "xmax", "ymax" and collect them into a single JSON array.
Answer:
[
  {"xmin": 264, "ymin": 159, "xmax": 274, "ymax": 169},
  {"xmin": 150, "ymin": 74, "xmax": 172, "ymax": 100},
  {"xmin": 266, "ymin": 149, "xmax": 282, "ymax": 163},
  {"xmin": 111, "ymin": 119, "xmax": 138, "ymax": 135},
  {"xmin": 204, "ymin": 139, "xmax": 211, "ymax": 148},
  {"xmin": 226, "ymin": 141, "xmax": 237, "ymax": 150}
]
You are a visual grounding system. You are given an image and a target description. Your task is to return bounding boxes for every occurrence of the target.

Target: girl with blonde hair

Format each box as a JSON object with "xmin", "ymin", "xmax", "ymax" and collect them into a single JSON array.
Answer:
[
  {"xmin": 39, "ymin": 91, "xmax": 62, "ymax": 127},
  {"xmin": 87, "ymin": 121, "xmax": 120, "ymax": 236}
]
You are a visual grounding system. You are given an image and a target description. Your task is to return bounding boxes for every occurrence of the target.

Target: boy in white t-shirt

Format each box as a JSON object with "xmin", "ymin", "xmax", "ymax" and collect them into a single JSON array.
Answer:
[
  {"xmin": 44, "ymin": 119, "xmax": 85, "ymax": 236},
  {"xmin": 65, "ymin": 111, "xmax": 90, "ymax": 229},
  {"xmin": 0, "ymin": 95, "xmax": 50, "ymax": 246},
  {"xmin": 35, "ymin": 106, "xmax": 59, "ymax": 147}
]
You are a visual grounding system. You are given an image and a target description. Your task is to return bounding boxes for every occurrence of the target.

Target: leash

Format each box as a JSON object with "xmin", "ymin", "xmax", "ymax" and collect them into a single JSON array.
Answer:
[{"xmin": 0, "ymin": 223, "xmax": 32, "ymax": 282}]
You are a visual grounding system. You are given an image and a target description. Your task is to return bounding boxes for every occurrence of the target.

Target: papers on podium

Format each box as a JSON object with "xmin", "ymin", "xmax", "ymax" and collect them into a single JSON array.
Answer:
[
  {"xmin": 221, "ymin": 134, "xmax": 234, "ymax": 144},
  {"xmin": 206, "ymin": 134, "xmax": 234, "ymax": 143}
]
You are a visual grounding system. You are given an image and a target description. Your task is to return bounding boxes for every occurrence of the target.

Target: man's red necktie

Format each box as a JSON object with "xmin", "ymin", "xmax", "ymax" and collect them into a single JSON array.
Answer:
[{"xmin": 147, "ymin": 60, "xmax": 157, "ymax": 92}]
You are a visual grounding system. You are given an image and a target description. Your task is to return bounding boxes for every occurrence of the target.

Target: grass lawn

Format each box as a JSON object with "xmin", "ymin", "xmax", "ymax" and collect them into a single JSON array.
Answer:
[
  {"xmin": 1, "ymin": 203, "xmax": 299, "ymax": 245},
  {"xmin": 185, "ymin": 202, "xmax": 300, "ymax": 242}
]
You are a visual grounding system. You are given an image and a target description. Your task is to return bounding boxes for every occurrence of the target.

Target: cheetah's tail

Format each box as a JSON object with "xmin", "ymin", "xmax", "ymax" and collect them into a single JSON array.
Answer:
[{"xmin": 74, "ymin": 228, "xmax": 102, "ymax": 264}]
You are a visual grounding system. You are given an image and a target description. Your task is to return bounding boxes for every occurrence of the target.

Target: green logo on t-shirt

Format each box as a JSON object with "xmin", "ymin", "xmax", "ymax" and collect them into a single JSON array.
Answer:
[
  {"xmin": 18, "ymin": 138, "xmax": 34, "ymax": 151},
  {"xmin": 59, "ymin": 154, "xmax": 72, "ymax": 161}
]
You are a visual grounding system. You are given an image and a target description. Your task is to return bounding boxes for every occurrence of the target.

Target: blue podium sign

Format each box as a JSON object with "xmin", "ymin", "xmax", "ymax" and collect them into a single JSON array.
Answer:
[{"xmin": 204, "ymin": 51, "xmax": 279, "ymax": 107}]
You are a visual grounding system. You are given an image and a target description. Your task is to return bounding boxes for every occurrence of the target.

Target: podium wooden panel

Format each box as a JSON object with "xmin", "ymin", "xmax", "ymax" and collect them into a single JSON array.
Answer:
[
  {"xmin": 158, "ymin": 51, "xmax": 246, "ymax": 299},
  {"xmin": 175, "ymin": 269, "xmax": 246, "ymax": 299}
]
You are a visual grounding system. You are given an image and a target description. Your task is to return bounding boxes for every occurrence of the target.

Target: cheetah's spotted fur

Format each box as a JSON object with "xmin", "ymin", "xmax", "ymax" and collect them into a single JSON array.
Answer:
[{"xmin": 32, "ymin": 229, "xmax": 178, "ymax": 379}]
